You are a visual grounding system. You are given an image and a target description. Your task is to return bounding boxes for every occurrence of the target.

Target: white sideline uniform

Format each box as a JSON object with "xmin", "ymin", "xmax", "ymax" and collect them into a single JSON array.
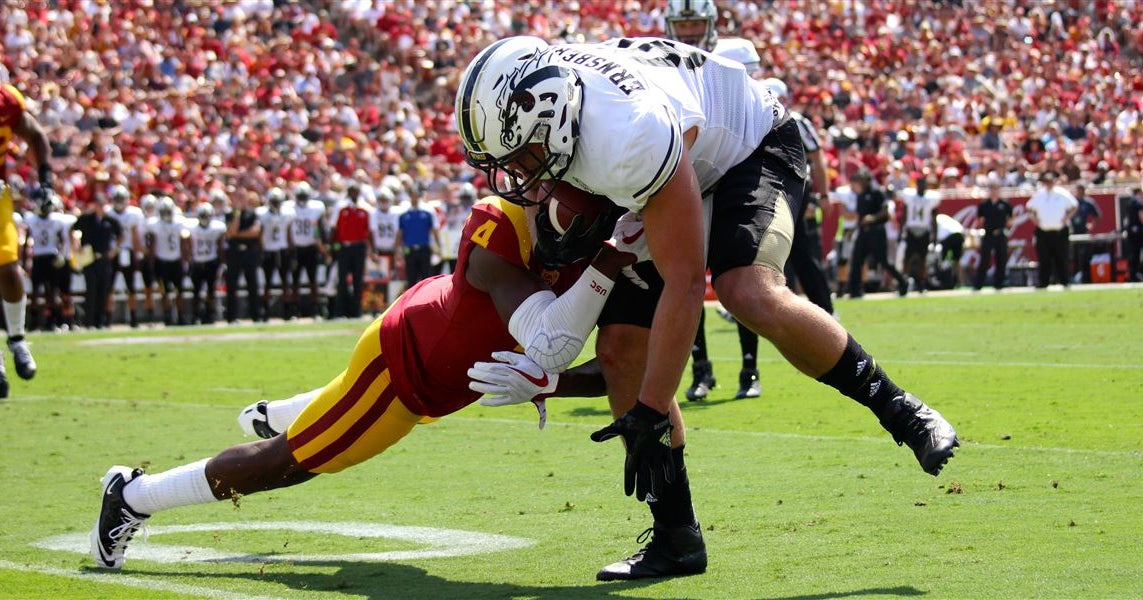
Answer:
[
  {"xmin": 189, "ymin": 220, "xmax": 227, "ymax": 263},
  {"xmin": 257, "ymin": 207, "xmax": 293, "ymax": 252},
  {"xmin": 900, "ymin": 188, "xmax": 942, "ymax": 235},
  {"xmin": 148, "ymin": 218, "xmax": 188, "ymax": 262},
  {"xmin": 107, "ymin": 205, "xmax": 145, "ymax": 250},
  {"xmin": 25, "ymin": 213, "xmax": 70, "ymax": 257},
  {"xmin": 371, "ymin": 209, "xmax": 400, "ymax": 253},
  {"xmin": 536, "ymin": 38, "xmax": 782, "ymax": 212},
  {"xmin": 287, "ymin": 199, "xmax": 326, "ymax": 249}
]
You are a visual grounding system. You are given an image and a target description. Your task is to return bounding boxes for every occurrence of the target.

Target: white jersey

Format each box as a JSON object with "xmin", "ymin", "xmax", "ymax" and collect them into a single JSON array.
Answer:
[
  {"xmin": 24, "ymin": 213, "xmax": 70, "ymax": 257},
  {"xmin": 371, "ymin": 209, "xmax": 400, "ymax": 252},
  {"xmin": 189, "ymin": 220, "xmax": 227, "ymax": 263},
  {"xmin": 542, "ymin": 38, "xmax": 781, "ymax": 211},
  {"xmin": 148, "ymin": 218, "xmax": 188, "ymax": 262},
  {"xmin": 257, "ymin": 207, "xmax": 293, "ymax": 251},
  {"xmin": 107, "ymin": 205, "xmax": 145, "ymax": 249},
  {"xmin": 899, "ymin": 188, "xmax": 942, "ymax": 233},
  {"xmin": 286, "ymin": 200, "xmax": 325, "ymax": 248},
  {"xmin": 713, "ymin": 37, "xmax": 760, "ymax": 74}
]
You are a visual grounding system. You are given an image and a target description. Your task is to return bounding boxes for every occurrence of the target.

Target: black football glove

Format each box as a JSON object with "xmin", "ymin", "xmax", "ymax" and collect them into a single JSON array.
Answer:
[{"xmin": 590, "ymin": 401, "xmax": 674, "ymax": 502}]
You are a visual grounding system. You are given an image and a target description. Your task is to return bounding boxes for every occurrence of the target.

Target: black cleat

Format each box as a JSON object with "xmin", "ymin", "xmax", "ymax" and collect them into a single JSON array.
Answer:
[
  {"xmin": 8, "ymin": 337, "xmax": 37, "ymax": 380},
  {"xmin": 685, "ymin": 360, "xmax": 716, "ymax": 401},
  {"xmin": 596, "ymin": 522, "xmax": 707, "ymax": 581},
  {"xmin": 238, "ymin": 400, "xmax": 280, "ymax": 439},
  {"xmin": 0, "ymin": 361, "xmax": 8, "ymax": 399},
  {"xmin": 735, "ymin": 368, "xmax": 761, "ymax": 399},
  {"xmin": 90, "ymin": 466, "xmax": 150, "ymax": 569},
  {"xmin": 880, "ymin": 393, "xmax": 959, "ymax": 475}
]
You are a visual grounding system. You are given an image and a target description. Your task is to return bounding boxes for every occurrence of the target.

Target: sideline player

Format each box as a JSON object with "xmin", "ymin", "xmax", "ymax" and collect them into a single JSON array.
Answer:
[
  {"xmin": 187, "ymin": 201, "xmax": 227, "ymax": 324},
  {"xmin": 105, "ymin": 185, "xmax": 146, "ymax": 327},
  {"xmin": 286, "ymin": 182, "xmax": 327, "ymax": 318},
  {"xmin": 23, "ymin": 188, "xmax": 72, "ymax": 331},
  {"xmin": 91, "ymin": 194, "xmax": 635, "ymax": 570},
  {"xmin": 455, "ymin": 34, "xmax": 959, "ymax": 578}
]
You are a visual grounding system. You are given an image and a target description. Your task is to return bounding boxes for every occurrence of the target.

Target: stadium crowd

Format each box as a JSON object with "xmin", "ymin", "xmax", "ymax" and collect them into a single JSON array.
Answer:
[{"xmin": 1, "ymin": 0, "xmax": 1141, "ymax": 326}]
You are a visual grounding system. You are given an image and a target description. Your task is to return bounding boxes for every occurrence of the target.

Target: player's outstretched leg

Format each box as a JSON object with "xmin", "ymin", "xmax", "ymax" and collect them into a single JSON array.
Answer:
[
  {"xmin": 717, "ymin": 266, "xmax": 959, "ymax": 475},
  {"xmin": 90, "ymin": 466, "xmax": 149, "ymax": 569},
  {"xmin": 91, "ymin": 436, "xmax": 314, "ymax": 569}
]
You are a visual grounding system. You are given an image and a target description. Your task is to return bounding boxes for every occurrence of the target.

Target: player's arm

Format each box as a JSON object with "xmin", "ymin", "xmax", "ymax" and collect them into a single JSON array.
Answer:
[
  {"xmin": 468, "ymin": 238, "xmax": 631, "ymax": 372},
  {"xmin": 470, "ymin": 352, "xmax": 607, "ymax": 406},
  {"xmin": 635, "ymin": 146, "xmax": 707, "ymax": 415},
  {"xmin": 13, "ymin": 110, "xmax": 52, "ymax": 188}
]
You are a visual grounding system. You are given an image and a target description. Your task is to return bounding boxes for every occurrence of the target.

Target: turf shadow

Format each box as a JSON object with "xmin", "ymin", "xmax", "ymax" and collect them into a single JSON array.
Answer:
[
  {"xmin": 135, "ymin": 561, "xmax": 676, "ymax": 599},
  {"xmin": 766, "ymin": 586, "xmax": 926, "ymax": 600}
]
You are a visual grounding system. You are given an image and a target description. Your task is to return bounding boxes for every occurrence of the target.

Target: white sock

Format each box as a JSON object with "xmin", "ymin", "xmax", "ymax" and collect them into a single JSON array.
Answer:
[
  {"xmin": 4, "ymin": 299, "xmax": 26, "ymax": 338},
  {"xmin": 122, "ymin": 459, "xmax": 216, "ymax": 515},
  {"xmin": 268, "ymin": 388, "xmax": 321, "ymax": 433}
]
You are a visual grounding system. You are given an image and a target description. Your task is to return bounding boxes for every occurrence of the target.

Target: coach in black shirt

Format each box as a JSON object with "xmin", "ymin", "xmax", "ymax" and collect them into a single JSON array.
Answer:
[
  {"xmin": 846, "ymin": 170, "xmax": 909, "ymax": 297},
  {"xmin": 225, "ymin": 190, "xmax": 263, "ymax": 323},
  {"xmin": 73, "ymin": 198, "xmax": 122, "ymax": 328},
  {"xmin": 973, "ymin": 181, "xmax": 1014, "ymax": 290}
]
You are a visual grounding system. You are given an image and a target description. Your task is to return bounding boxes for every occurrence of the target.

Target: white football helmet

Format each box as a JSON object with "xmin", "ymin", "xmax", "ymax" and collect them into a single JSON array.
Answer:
[
  {"xmin": 140, "ymin": 193, "xmax": 157, "ymax": 215},
  {"xmin": 157, "ymin": 196, "xmax": 176, "ymax": 223},
  {"xmin": 665, "ymin": 0, "xmax": 719, "ymax": 52},
  {"xmin": 108, "ymin": 184, "xmax": 130, "ymax": 207},
  {"xmin": 196, "ymin": 202, "xmax": 214, "ymax": 225},
  {"xmin": 266, "ymin": 187, "xmax": 286, "ymax": 212},
  {"xmin": 455, "ymin": 36, "xmax": 583, "ymax": 206}
]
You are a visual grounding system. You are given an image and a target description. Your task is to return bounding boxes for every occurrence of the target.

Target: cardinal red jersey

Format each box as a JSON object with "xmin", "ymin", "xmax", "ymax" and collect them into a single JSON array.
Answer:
[
  {"xmin": 380, "ymin": 197, "xmax": 583, "ymax": 418},
  {"xmin": 0, "ymin": 84, "xmax": 28, "ymax": 176}
]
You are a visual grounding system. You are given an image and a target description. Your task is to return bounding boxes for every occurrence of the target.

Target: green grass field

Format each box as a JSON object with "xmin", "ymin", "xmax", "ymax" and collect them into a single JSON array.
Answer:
[{"xmin": 1, "ymin": 286, "xmax": 1141, "ymax": 599}]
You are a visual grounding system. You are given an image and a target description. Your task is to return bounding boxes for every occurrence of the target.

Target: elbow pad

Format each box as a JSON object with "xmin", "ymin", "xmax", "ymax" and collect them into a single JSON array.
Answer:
[{"xmin": 508, "ymin": 265, "xmax": 615, "ymax": 372}]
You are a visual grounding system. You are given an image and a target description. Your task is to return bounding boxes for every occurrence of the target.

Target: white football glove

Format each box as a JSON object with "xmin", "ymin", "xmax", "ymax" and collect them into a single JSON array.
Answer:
[
  {"xmin": 606, "ymin": 212, "xmax": 651, "ymax": 289},
  {"xmin": 469, "ymin": 351, "xmax": 558, "ymax": 430}
]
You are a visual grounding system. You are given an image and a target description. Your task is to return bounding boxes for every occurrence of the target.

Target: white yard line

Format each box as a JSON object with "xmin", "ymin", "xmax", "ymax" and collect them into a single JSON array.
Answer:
[
  {"xmin": 77, "ymin": 329, "xmax": 356, "ymax": 346},
  {"xmin": 0, "ymin": 559, "xmax": 284, "ymax": 600},
  {"xmin": 10, "ymin": 395, "xmax": 1140, "ymax": 459},
  {"xmin": 707, "ymin": 356, "xmax": 1143, "ymax": 370}
]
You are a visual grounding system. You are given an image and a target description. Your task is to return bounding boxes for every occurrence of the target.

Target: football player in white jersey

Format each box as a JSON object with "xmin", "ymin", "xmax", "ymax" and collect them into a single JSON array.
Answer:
[
  {"xmin": 257, "ymin": 187, "xmax": 294, "ymax": 321},
  {"xmin": 188, "ymin": 201, "xmax": 227, "ymax": 324},
  {"xmin": 457, "ymin": 36, "xmax": 959, "ymax": 579},
  {"xmin": 105, "ymin": 185, "xmax": 146, "ymax": 327},
  {"xmin": 23, "ymin": 188, "xmax": 72, "ymax": 331},
  {"xmin": 286, "ymin": 182, "xmax": 328, "ymax": 319},
  {"xmin": 898, "ymin": 177, "xmax": 942, "ymax": 294},
  {"xmin": 146, "ymin": 196, "xmax": 189, "ymax": 325}
]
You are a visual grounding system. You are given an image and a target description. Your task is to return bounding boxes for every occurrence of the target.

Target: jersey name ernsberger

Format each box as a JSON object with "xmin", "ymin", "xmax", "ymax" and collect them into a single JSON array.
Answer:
[{"xmin": 542, "ymin": 38, "xmax": 782, "ymax": 210}]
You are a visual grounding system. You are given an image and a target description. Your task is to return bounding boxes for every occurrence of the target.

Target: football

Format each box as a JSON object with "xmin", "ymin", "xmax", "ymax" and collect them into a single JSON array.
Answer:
[{"xmin": 536, "ymin": 180, "xmax": 616, "ymax": 235}]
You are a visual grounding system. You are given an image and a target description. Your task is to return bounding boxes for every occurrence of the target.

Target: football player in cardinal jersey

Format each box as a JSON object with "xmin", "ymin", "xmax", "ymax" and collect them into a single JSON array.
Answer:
[
  {"xmin": 92, "ymin": 194, "xmax": 633, "ymax": 571},
  {"xmin": 0, "ymin": 82, "xmax": 48, "ymax": 393},
  {"xmin": 187, "ymin": 201, "xmax": 227, "ymax": 324},
  {"xmin": 455, "ymin": 35, "xmax": 959, "ymax": 579}
]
